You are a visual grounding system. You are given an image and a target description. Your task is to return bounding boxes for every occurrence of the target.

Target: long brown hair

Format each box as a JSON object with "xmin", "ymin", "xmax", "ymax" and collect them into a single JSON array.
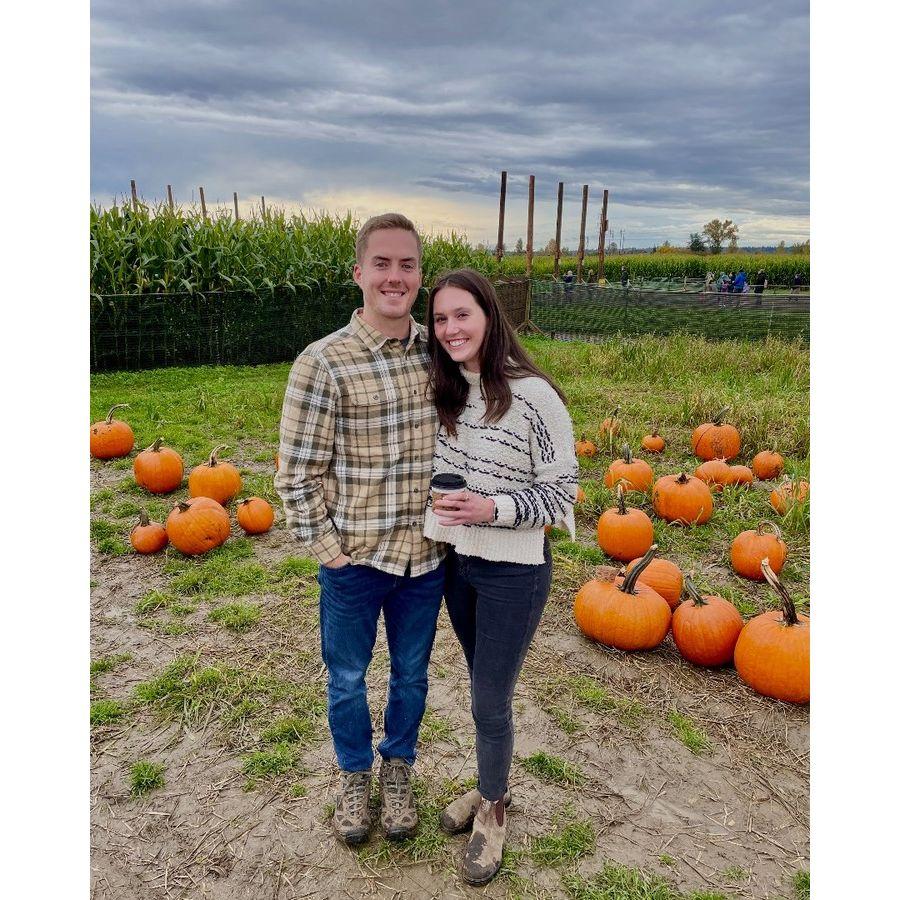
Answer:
[{"xmin": 426, "ymin": 268, "xmax": 567, "ymax": 437}]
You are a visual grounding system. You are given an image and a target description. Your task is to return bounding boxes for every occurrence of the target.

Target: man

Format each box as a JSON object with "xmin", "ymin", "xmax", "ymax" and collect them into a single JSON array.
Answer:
[
  {"xmin": 754, "ymin": 269, "xmax": 768, "ymax": 306},
  {"xmin": 275, "ymin": 213, "xmax": 445, "ymax": 846}
]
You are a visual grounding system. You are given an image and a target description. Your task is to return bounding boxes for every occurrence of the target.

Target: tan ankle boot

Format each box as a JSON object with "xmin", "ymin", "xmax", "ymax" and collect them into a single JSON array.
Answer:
[
  {"xmin": 440, "ymin": 788, "xmax": 512, "ymax": 834},
  {"xmin": 461, "ymin": 798, "xmax": 506, "ymax": 885}
]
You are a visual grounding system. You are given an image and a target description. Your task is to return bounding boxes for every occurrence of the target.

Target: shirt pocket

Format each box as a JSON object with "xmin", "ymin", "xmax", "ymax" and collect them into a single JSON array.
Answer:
[{"xmin": 340, "ymin": 377, "xmax": 400, "ymax": 467}]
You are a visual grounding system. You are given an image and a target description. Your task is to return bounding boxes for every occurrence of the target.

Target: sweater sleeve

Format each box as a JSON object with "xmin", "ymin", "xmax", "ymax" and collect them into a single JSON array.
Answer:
[{"xmin": 490, "ymin": 382, "xmax": 579, "ymax": 530}]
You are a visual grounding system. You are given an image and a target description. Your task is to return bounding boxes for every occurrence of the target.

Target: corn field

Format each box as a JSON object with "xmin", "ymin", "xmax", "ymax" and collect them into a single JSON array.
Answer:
[{"xmin": 90, "ymin": 204, "xmax": 810, "ymax": 298}]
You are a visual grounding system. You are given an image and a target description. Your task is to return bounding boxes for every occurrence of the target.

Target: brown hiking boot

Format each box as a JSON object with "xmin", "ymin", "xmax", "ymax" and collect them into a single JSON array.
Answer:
[
  {"xmin": 440, "ymin": 788, "xmax": 512, "ymax": 834},
  {"xmin": 461, "ymin": 798, "xmax": 507, "ymax": 885},
  {"xmin": 379, "ymin": 758, "xmax": 417, "ymax": 841},
  {"xmin": 331, "ymin": 770, "xmax": 372, "ymax": 846}
]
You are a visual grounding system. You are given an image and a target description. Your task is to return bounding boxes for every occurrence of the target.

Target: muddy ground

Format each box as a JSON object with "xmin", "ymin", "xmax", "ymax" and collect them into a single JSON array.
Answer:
[{"xmin": 90, "ymin": 462, "xmax": 809, "ymax": 900}]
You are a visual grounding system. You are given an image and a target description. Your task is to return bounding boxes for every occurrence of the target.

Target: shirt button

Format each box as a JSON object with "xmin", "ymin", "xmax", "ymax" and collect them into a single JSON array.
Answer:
[
  {"xmin": 413, "ymin": 488, "xmax": 419, "ymax": 493},
  {"xmin": 414, "ymin": 424, "xmax": 419, "ymax": 429}
]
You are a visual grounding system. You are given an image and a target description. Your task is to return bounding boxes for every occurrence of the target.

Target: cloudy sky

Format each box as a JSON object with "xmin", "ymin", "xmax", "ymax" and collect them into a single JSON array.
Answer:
[{"xmin": 90, "ymin": 0, "xmax": 809, "ymax": 249}]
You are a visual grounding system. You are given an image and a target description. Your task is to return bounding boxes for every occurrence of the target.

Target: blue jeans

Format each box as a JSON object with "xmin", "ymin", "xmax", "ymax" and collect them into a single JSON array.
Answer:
[
  {"xmin": 444, "ymin": 541, "xmax": 552, "ymax": 801},
  {"xmin": 318, "ymin": 560, "xmax": 445, "ymax": 772}
]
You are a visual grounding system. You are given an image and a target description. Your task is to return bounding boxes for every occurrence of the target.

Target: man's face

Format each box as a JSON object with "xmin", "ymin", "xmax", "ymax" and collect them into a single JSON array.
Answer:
[{"xmin": 352, "ymin": 228, "xmax": 422, "ymax": 325}]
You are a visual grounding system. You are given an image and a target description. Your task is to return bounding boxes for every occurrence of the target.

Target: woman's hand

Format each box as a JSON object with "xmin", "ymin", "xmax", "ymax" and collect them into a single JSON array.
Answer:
[{"xmin": 433, "ymin": 490, "xmax": 495, "ymax": 526}]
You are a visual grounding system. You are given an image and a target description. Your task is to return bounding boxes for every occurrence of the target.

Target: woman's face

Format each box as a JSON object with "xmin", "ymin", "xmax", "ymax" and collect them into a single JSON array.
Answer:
[{"xmin": 432, "ymin": 286, "xmax": 488, "ymax": 373}]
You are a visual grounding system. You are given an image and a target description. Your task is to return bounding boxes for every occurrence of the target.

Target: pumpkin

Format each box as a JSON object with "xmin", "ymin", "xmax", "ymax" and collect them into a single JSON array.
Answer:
[
  {"xmin": 623, "ymin": 556, "xmax": 683, "ymax": 609},
  {"xmin": 237, "ymin": 497, "xmax": 275, "ymax": 534},
  {"xmin": 188, "ymin": 445, "xmax": 243, "ymax": 505},
  {"xmin": 575, "ymin": 434, "xmax": 598, "ymax": 458},
  {"xmin": 134, "ymin": 438, "xmax": 184, "ymax": 494},
  {"xmin": 652, "ymin": 473, "xmax": 713, "ymax": 525},
  {"xmin": 640, "ymin": 429, "xmax": 665, "ymax": 453},
  {"xmin": 90, "ymin": 404, "xmax": 135, "ymax": 460},
  {"xmin": 731, "ymin": 521, "xmax": 787, "ymax": 580},
  {"xmin": 671, "ymin": 576, "xmax": 744, "ymax": 667},
  {"xmin": 726, "ymin": 464, "xmax": 754, "ymax": 487},
  {"xmin": 596, "ymin": 485, "xmax": 654, "ymax": 562},
  {"xmin": 733, "ymin": 560, "xmax": 809, "ymax": 703},
  {"xmin": 573, "ymin": 545, "xmax": 672, "ymax": 651},
  {"xmin": 770, "ymin": 479, "xmax": 809, "ymax": 514},
  {"xmin": 129, "ymin": 510, "xmax": 168, "ymax": 554},
  {"xmin": 166, "ymin": 496, "xmax": 230, "ymax": 555},
  {"xmin": 694, "ymin": 458, "xmax": 731, "ymax": 492},
  {"xmin": 691, "ymin": 408, "xmax": 741, "ymax": 461},
  {"xmin": 752, "ymin": 450, "xmax": 784, "ymax": 481},
  {"xmin": 599, "ymin": 406, "xmax": 621, "ymax": 439},
  {"xmin": 603, "ymin": 443, "xmax": 654, "ymax": 493}
]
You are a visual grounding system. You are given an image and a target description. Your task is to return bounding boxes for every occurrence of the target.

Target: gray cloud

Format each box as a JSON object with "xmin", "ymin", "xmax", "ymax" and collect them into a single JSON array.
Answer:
[{"xmin": 91, "ymin": 0, "xmax": 809, "ymax": 245}]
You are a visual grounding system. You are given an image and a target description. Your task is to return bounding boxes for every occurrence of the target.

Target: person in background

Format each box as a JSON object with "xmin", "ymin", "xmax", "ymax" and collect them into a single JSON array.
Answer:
[
  {"xmin": 563, "ymin": 269, "xmax": 575, "ymax": 294},
  {"xmin": 754, "ymin": 269, "xmax": 768, "ymax": 305},
  {"xmin": 423, "ymin": 269, "xmax": 578, "ymax": 885},
  {"xmin": 276, "ymin": 213, "xmax": 445, "ymax": 847},
  {"xmin": 620, "ymin": 267, "xmax": 630, "ymax": 289},
  {"xmin": 733, "ymin": 269, "xmax": 747, "ymax": 293},
  {"xmin": 704, "ymin": 271, "xmax": 715, "ymax": 293},
  {"xmin": 791, "ymin": 272, "xmax": 804, "ymax": 294}
]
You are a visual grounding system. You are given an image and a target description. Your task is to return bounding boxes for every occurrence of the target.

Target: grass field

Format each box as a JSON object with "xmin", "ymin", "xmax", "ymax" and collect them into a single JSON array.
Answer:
[{"xmin": 90, "ymin": 334, "xmax": 809, "ymax": 899}]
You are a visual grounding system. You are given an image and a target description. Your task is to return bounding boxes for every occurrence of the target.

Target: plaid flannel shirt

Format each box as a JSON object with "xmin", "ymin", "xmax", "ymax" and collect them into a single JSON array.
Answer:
[{"xmin": 275, "ymin": 309, "xmax": 445, "ymax": 577}]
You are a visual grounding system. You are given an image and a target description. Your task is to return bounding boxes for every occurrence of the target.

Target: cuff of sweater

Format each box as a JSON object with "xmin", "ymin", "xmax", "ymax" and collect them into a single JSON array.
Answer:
[{"xmin": 491, "ymin": 494, "xmax": 517, "ymax": 526}]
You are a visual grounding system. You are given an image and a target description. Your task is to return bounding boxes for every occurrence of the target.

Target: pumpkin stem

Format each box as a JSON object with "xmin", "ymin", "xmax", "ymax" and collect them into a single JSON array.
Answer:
[
  {"xmin": 712, "ymin": 405, "xmax": 731, "ymax": 425},
  {"xmin": 761, "ymin": 558, "xmax": 799, "ymax": 626},
  {"xmin": 105, "ymin": 403, "xmax": 129, "ymax": 423},
  {"xmin": 676, "ymin": 472, "xmax": 690, "ymax": 484},
  {"xmin": 208, "ymin": 444, "xmax": 229, "ymax": 466},
  {"xmin": 149, "ymin": 437, "xmax": 164, "ymax": 452},
  {"xmin": 177, "ymin": 500, "xmax": 191, "ymax": 512},
  {"xmin": 137, "ymin": 509, "xmax": 150, "ymax": 527},
  {"xmin": 616, "ymin": 483, "xmax": 627, "ymax": 516},
  {"xmin": 620, "ymin": 545, "xmax": 658, "ymax": 594},
  {"xmin": 756, "ymin": 520, "xmax": 783, "ymax": 539},
  {"xmin": 622, "ymin": 443, "xmax": 633, "ymax": 464},
  {"xmin": 682, "ymin": 575, "xmax": 708, "ymax": 607}
]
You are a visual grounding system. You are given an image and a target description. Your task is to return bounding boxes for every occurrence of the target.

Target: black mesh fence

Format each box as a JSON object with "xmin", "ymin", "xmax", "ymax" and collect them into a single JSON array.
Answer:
[{"xmin": 530, "ymin": 281, "xmax": 809, "ymax": 343}]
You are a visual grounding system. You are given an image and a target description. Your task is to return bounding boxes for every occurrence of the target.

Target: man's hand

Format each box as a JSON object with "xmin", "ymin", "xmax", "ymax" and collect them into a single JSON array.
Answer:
[
  {"xmin": 323, "ymin": 553, "xmax": 352, "ymax": 569},
  {"xmin": 433, "ymin": 490, "xmax": 496, "ymax": 526}
]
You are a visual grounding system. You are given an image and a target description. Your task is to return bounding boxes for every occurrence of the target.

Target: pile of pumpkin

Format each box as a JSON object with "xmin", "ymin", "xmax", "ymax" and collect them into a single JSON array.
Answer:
[
  {"xmin": 571, "ymin": 407, "xmax": 809, "ymax": 705},
  {"xmin": 90, "ymin": 405, "xmax": 276, "ymax": 556}
]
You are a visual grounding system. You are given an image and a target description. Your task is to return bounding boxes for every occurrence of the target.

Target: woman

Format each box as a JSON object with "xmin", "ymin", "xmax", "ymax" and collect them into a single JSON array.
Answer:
[{"xmin": 423, "ymin": 268, "xmax": 578, "ymax": 885}]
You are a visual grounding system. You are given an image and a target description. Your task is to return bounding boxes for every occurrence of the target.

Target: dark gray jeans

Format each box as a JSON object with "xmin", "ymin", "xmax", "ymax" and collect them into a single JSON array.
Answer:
[{"xmin": 443, "ymin": 539, "xmax": 552, "ymax": 801}]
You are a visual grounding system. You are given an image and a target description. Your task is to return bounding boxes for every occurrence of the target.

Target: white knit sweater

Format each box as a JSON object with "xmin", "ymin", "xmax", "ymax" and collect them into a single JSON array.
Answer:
[{"xmin": 423, "ymin": 367, "xmax": 579, "ymax": 564}]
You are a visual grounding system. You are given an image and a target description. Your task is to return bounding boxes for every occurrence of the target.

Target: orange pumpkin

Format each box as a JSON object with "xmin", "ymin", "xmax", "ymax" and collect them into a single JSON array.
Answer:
[
  {"xmin": 694, "ymin": 458, "xmax": 731, "ymax": 492},
  {"xmin": 134, "ymin": 438, "xmax": 184, "ymax": 494},
  {"xmin": 603, "ymin": 443, "xmax": 654, "ymax": 493},
  {"xmin": 652, "ymin": 473, "xmax": 713, "ymax": 525},
  {"xmin": 752, "ymin": 450, "xmax": 784, "ymax": 481},
  {"xmin": 573, "ymin": 545, "xmax": 672, "ymax": 651},
  {"xmin": 726, "ymin": 464, "xmax": 754, "ymax": 487},
  {"xmin": 90, "ymin": 404, "xmax": 135, "ymax": 460},
  {"xmin": 597, "ymin": 485, "xmax": 654, "ymax": 562},
  {"xmin": 623, "ymin": 556, "xmax": 683, "ymax": 609},
  {"xmin": 130, "ymin": 510, "xmax": 168, "ymax": 554},
  {"xmin": 733, "ymin": 560, "xmax": 809, "ymax": 703},
  {"xmin": 691, "ymin": 408, "xmax": 741, "ymax": 461},
  {"xmin": 671, "ymin": 577, "xmax": 744, "ymax": 667},
  {"xmin": 599, "ymin": 406, "xmax": 621, "ymax": 440},
  {"xmin": 770, "ymin": 479, "xmax": 809, "ymax": 514},
  {"xmin": 237, "ymin": 497, "xmax": 275, "ymax": 534},
  {"xmin": 575, "ymin": 434, "xmax": 598, "ymax": 458},
  {"xmin": 731, "ymin": 521, "xmax": 787, "ymax": 581},
  {"xmin": 640, "ymin": 429, "xmax": 665, "ymax": 453},
  {"xmin": 188, "ymin": 445, "xmax": 243, "ymax": 505},
  {"xmin": 166, "ymin": 496, "xmax": 230, "ymax": 555}
]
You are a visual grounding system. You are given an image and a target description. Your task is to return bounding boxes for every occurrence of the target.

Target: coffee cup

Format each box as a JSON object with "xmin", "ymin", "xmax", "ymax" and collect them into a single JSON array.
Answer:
[{"xmin": 431, "ymin": 473, "xmax": 467, "ymax": 507}]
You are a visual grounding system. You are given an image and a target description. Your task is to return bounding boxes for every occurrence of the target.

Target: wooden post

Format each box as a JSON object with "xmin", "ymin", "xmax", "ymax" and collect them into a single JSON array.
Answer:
[
  {"xmin": 553, "ymin": 181, "xmax": 563, "ymax": 278},
  {"xmin": 576, "ymin": 185, "xmax": 589, "ymax": 282},
  {"xmin": 525, "ymin": 175, "xmax": 535, "ymax": 278},
  {"xmin": 495, "ymin": 170, "xmax": 507, "ymax": 267},
  {"xmin": 199, "ymin": 186, "xmax": 208, "ymax": 221},
  {"xmin": 261, "ymin": 195, "xmax": 267, "ymax": 220},
  {"xmin": 598, "ymin": 189, "xmax": 609, "ymax": 282},
  {"xmin": 166, "ymin": 184, "xmax": 174, "ymax": 212},
  {"xmin": 233, "ymin": 192, "xmax": 240, "ymax": 221},
  {"xmin": 130, "ymin": 179, "xmax": 139, "ymax": 212}
]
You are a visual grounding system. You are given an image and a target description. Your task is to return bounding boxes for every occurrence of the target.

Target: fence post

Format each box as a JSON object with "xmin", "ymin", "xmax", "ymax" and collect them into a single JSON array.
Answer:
[
  {"xmin": 553, "ymin": 181, "xmax": 563, "ymax": 278},
  {"xmin": 130, "ymin": 179, "xmax": 139, "ymax": 212},
  {"xmin": 576, "ymin": 184, "xmax": 588, "ymax": 282},
  {"xmin": 526, "ymin": 175, "xmax": 535, "ymax": 278},
  {"xmin": 496, "ymin": 170, "xmax": 507, "ymax": 269},
  {"xmin": 598, "ymin": 189, "xmax": 609, "ymax": 282},
  {"xmin": 261, "ymin": 195, "xmax": 267, "ymax": 220},
  {"xmin": 199, "ymin": 186, "xmax": 208, "ymax": 221},
  {"xmin": 233, "ymin": 192, "xmax": 240, "ymax": 221},
  {"xmin": 166, "ymin": 184, "xmax": 174, "ymax": 212}
]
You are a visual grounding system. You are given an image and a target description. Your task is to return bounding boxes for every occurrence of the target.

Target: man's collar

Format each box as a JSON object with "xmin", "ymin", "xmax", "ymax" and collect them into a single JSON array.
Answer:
[{"xmin": 349, "ymin": 309, "xmax": 423, "ymax": 352}]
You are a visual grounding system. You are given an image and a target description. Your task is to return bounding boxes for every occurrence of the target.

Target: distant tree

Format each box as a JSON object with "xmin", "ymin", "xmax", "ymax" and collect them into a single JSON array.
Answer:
[
  {"xmin": 544, "ymin": 238, "xmax": 559, "ymax": 255},
  {"xmin": 688, "ymin": 232, "xmax": 706, "ymax": 253},
  {"xmin": 727, "ymin": 237, "xmax": 738, "ymax": 252},
  {"xmin": 657, "ymin": 240, "xmax": 679, "ymax": 254},
  {"xmin": 608, "ymin": 241, "xmax": 618, "ymax": 254},
  {"xmin": 775, "ymin": 240, "xmax": 787, "ymax": 255},
  {"xmin": 702, "ymin": 219, "xmax": 738, "ymax": 254},
  {"xmin": 515, "ymin": 238, "xmax": 524, "ymax": 253},
  {"xmin": 790, "ymin": 239, "xmax": 810, "ymax": 255}
]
